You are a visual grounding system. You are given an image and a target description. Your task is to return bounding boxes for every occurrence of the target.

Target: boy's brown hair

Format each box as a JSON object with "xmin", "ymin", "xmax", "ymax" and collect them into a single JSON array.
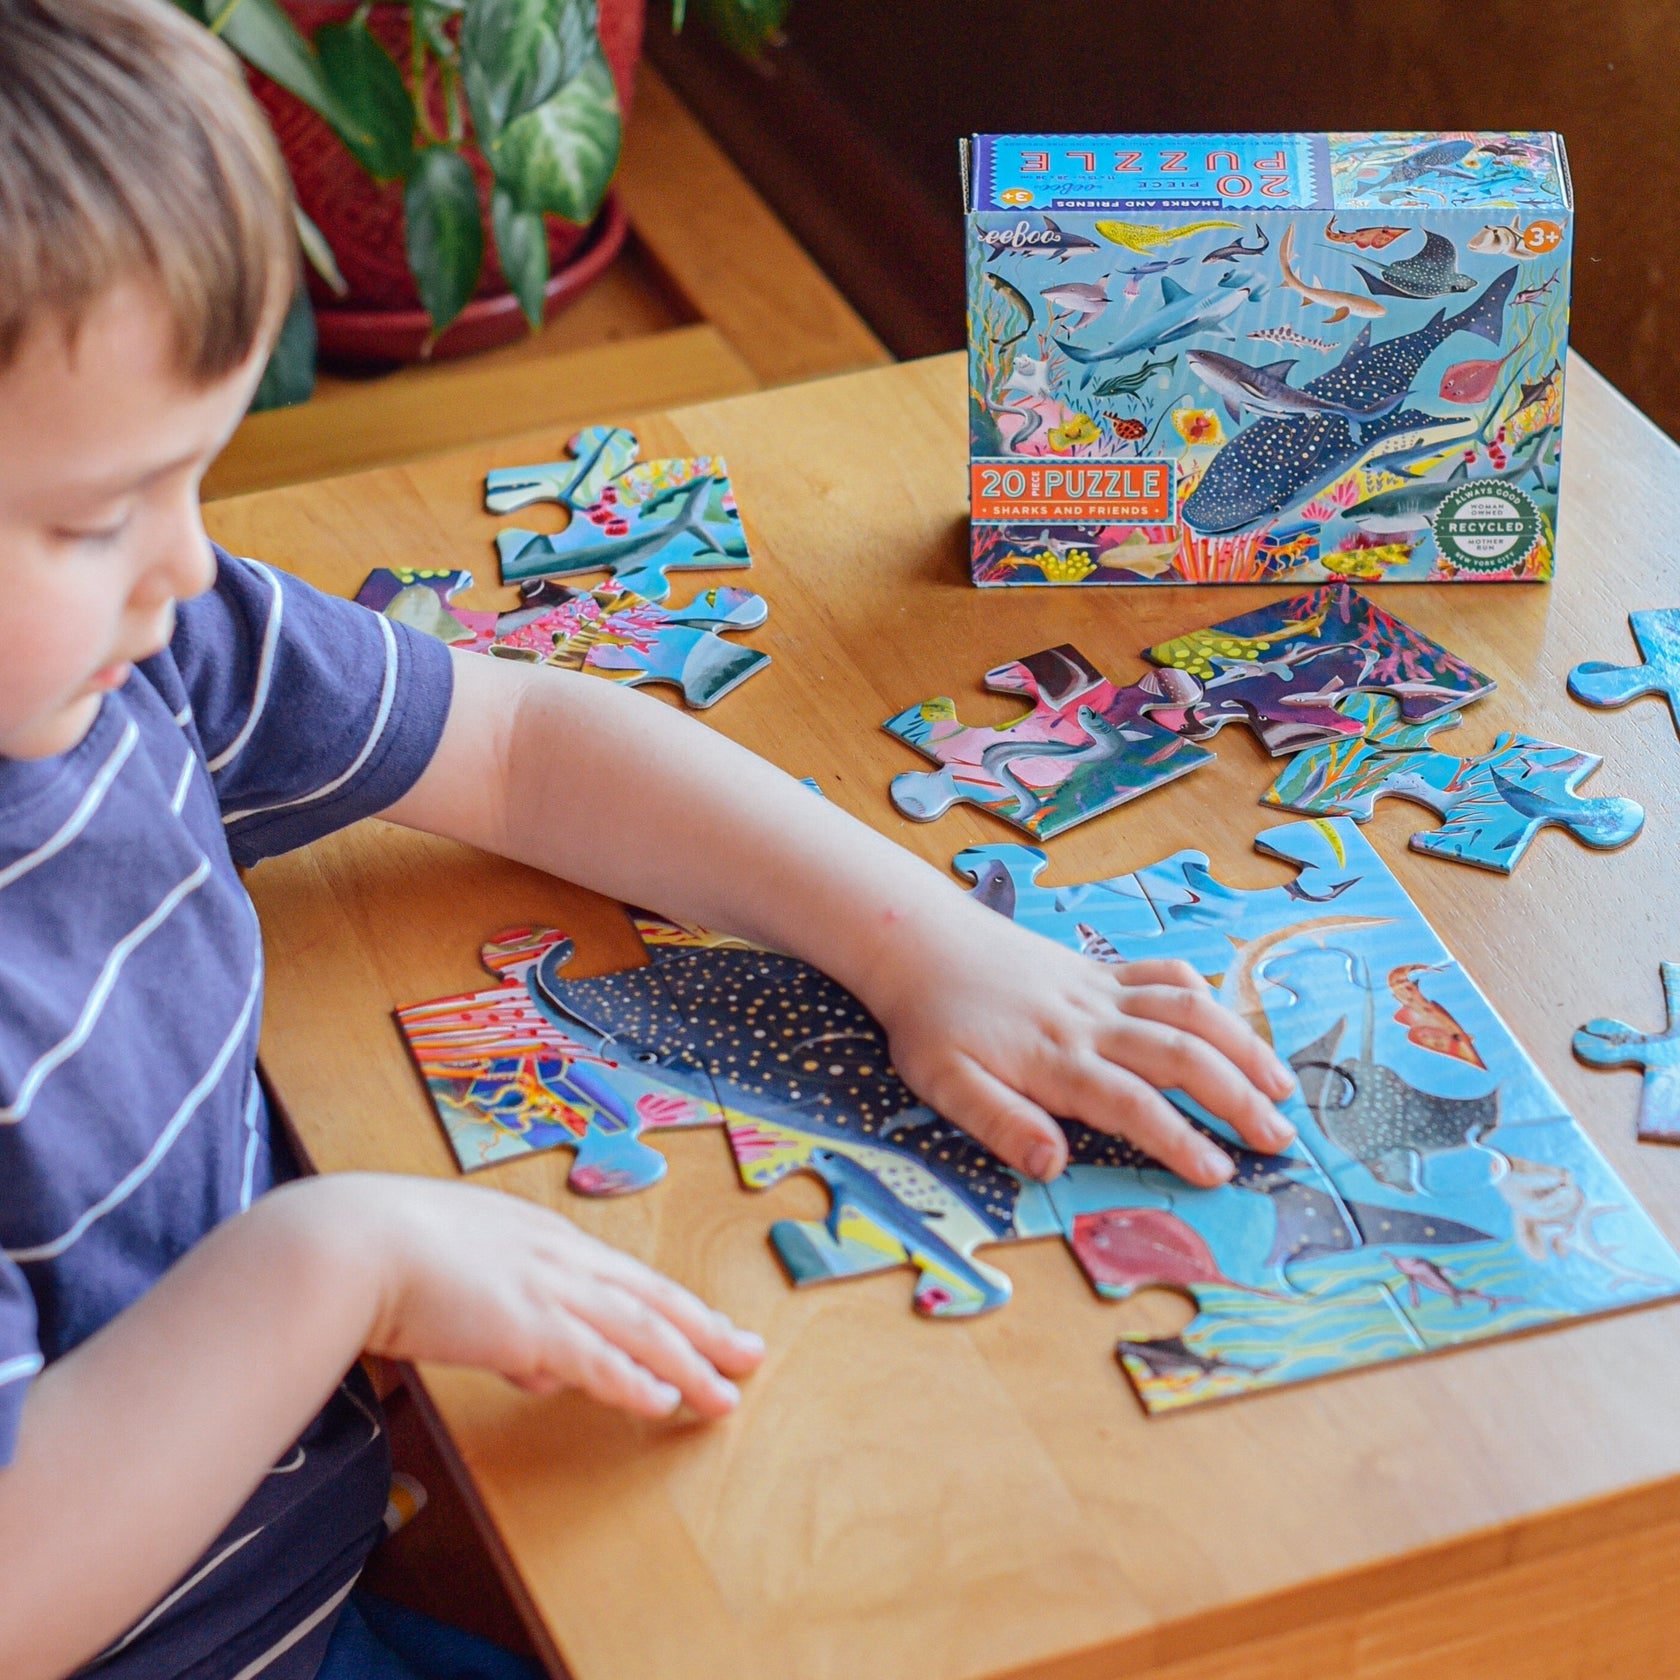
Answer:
[{"xmin": 0, "ymin": 0, "xmax": 295, "ymax": 378}]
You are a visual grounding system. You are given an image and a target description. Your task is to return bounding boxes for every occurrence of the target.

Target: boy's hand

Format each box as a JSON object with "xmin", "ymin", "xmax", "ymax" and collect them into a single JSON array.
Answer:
[
  {"xmin": 867, "ymin": 905, "xmax": 1298, "ymax": 1188},
  {"xmin": 320, "ymin": 1176, "xmax": 764, "ymax": 1419}
]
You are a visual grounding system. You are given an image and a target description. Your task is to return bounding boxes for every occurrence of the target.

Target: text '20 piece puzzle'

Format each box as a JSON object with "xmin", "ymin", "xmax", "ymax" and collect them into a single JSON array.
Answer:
[{"xmin": 962, "ymin": 132, "xmax": 1572, "ymax": 586}]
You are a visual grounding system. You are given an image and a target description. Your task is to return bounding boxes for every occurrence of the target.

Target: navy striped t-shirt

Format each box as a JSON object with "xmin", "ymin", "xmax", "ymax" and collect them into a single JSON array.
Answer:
[{"xmin": 0, "ymin": 549, "xmax": 453, "ymax": 1678}]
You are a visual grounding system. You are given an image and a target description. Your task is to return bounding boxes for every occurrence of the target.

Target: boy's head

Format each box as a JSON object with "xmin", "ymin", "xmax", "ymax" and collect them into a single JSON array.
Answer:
[{"xmin": 0, "ymin": 0, "xmax": 296, "ymax": 760}]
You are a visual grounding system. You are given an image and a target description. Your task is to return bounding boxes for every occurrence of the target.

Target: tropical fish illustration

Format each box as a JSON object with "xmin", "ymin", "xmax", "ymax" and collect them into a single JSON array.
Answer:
[
  {"xmin": 1076, "ymin": 923, "xmax": 1124, "ymax": 964},
  {"xmin": 1202, "ymin": 224, "xmax": 1270, "ymax": 264},
  {"xmin": 1248, "ymin": 324, "xmax": 1339, "ymax": 354},
  {"xmin": 1278, "ymin": 222, "xmax": 1387, "ymax": 325},
  {"xmin": 1186, "ymin": 348, "xmax": 1407, "ymax": 434},
  {"xmin": 1181, "ymin": 266, "xmax": 1516, "ymax": 533},
  {"xmin": 981, "ymin": 272, "xmax": 1034, "ymax": 351},
  {"xmin": 1512, "ymin": 275, "xmax": 1559, "ymax": 307},
  {"xmin": 1354, "ymin": 229, "xmax": 1475, "ymax": 300},
  {"xmin": 1099, "ymin": 526, "xmax": 1180, "ymax": 576},
  {"xmin": 1039, "ymin": 276, "xmax": 1111, "ymax": 330},
  {"xmin": 1068, "ymin": 1207, "xmax": 1287, "ymax": 1298},
  {"xmin": 1387, "ymin": 963, "xmax": 1484, "ymax": 1067},
  {"xmin": 1091, "ymin": 355, "xmax": 1178, "ymax": 400},
  {"xmin": 1468, "ymin": 217, "xmax": 1563, "ymax": 260},
  {"xmin": 1055, "ymin": 271, "xmax": 1265, "ymax": 379},
  {"xmin": 1047, "ymin": 413, "xmax": 1101, "ymax": 451},
  {"xmin": 1290, "ymin": 1009, "xmax": 1500, "ymax": 1193},
  {"xmin": 1387, "ymin": 1252, "xmax": 1517, "ymax": 1312},
  {"xmin": 1324, "ymin": 215, "xmax": 1408, "ymax": 251},
  {"xmin": 1370, "ymin": 139, "xmax": 1479, "ymax": 193},
  {"xmin": 1094, "ymin": 217, "xmax": 1240, "ymax": 254},
  {"xmin": 1321, "ymin": 543, "xmax": 1412, "ymax": 579},
  {"xmin": 980, "ymin": 214, "xmax": 1101, "ymax": 263},
  {"xmin": 1116, "ymin": 1335, "xmax": 1268, "ymax": 1381},
  {"xmin": 1103, "ymin": 414, "xmax": 1149, "ymax": 443},
  {"xmin": 1437, "ymin": 319, "xmax": 1537, "ymax": 405},
  {"xmin": 1513, "ymin": 361, "xmax": 1562, "ymax": 419},
  {"xmin": 1341, "ymin": 424, "xmax": 1552, "ymax": 535}
]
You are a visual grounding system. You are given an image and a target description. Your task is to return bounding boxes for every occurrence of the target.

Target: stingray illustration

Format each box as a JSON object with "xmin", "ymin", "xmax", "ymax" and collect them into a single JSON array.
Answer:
[
  {"xmin": 1181, "ymin": 266, "xmax": 1516, "ymax": 533},
  {"xmin": 1288, "ymin": 971, "xmax": 1501, "ymax": 1192}
]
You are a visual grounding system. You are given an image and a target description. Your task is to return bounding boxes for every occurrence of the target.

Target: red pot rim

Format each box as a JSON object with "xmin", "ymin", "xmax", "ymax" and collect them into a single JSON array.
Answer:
[{"xmin": 312, "ymin": 193, "xmax": 630, "ymax": 364}]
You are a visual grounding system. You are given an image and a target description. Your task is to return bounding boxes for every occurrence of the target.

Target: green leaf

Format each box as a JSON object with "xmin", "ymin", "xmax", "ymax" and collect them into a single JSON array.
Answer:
[
  {"xmin": 492, "ymin": 186, "xmax": 551, "ymax": 328},
  {"xmin": 461, "ymin": 0, "xmax": 597, "ymax": 142},
  {"xmin": 695, "ymin": 0, "xmax": 789, "ymax": 57},
  {"xmin": 214, "ymin": 0, "xmax": 359, "ymax": 133},
  {"xmin": 485, "ymin": 47, "xmax": 621, "ymax": 224},
  {"xmin": 404, "ymin": 145, "xmax": 485, "ymax": 334},
  {"xmin": 414, "ymin": 0, "xmax": 465, "ymax": 59},
  {"xmin": 315, "ymin": 20, "xmax": 416, "ymax": 181},
  {"xmin": 249, "ymin": 286, "xmax": 317, "ymax": 412}
]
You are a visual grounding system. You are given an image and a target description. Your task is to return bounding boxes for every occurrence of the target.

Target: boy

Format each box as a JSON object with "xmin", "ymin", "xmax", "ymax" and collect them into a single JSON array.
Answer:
[{"xmin": 0, "ymin": 3, "xmax": 1297, "ymax": 1676}]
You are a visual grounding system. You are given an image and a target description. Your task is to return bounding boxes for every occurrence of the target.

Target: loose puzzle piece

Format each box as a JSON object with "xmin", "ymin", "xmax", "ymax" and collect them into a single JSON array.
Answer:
[
  {"xmin": 493, "ymin": 434, "xmax": 752, "ymax": 600},
  {"xmin": 581, "ymin": 586, "xmax": 771, "ymax": 708},
  {"xmin": 1261, "ymin": 693, "xmax": 1645, "ymax": 872},
  {"xmin": 883, "ymin": 644, "xmax": 1214, "ymax": 839},
  {"xmin": 483, "ymin": 425, "xmax": 641, "ymax": 515},
  {"xmin": 394, "ymin": 927, "xmax": 731, "ymax": 1187},
  {"xmin": 1574, "ymin": 961, "xmax": 1680, "ymax": 1144},
  {"xmin": 354, "ymin": 567, "xmax": 498, "ymax": 646},
  {"xmin": 1147, "ymin": 582, "xmax": 1496, "ymax": 753},
  {"xmin": 1568, "ymin": 608, "xmax": 1680, "ymax": 740},
  {"xmin": 353, "ymin": 569, "xmax": 771, "ymax": 709}
]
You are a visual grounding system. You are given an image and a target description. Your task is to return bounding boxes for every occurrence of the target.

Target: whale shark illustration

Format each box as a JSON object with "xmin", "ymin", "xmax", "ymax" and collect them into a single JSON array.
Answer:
[{"xmin": 1181, "ymin": 266, "xmax": 1516, "ymax": 534}]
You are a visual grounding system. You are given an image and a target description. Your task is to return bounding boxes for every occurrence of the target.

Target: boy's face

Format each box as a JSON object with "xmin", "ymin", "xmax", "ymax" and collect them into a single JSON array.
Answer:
[{"xmin": 0, "ymin": 282, "xmax": 267, "ymax": 759}]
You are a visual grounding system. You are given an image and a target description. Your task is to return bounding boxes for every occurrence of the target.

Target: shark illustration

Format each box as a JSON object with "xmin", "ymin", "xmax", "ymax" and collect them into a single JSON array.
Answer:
[
  {"xmin": 1055, "ymin": 271, "xmax": 1264, "ymax": 382},
  {"xmin": 1371, "ymin": 140, "xmax": 1480, "ymax": 193},
  {"xmin": 1181, "ymin": 266, "xmax": 1517, "ymax": 533},
  {"xmin": 1186, "ymin": 348, "xmax": 1407, "ymax": 435},
  {"xmin": 980, "ymin": 214, "xmax": 1102, "ymax": 263},
  {"xmin": 1342, "ymin": 426, "xmax": 1553, "ymax": 534}
]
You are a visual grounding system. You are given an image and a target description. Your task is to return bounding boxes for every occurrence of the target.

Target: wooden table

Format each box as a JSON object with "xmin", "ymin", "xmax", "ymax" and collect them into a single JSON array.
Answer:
[{"xmin": 206, "ymin": 353, "xmax": 1680, "ymax": 1680}]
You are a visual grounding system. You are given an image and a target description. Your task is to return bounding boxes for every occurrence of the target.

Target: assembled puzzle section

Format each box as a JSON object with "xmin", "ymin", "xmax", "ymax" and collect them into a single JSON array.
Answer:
[
  {"xmin": 402, "ymin": 821, "xmax": 1680, "ymax": 1412},
  {"xmin": 1575, "ymin": 963, "xmax": 1680, "ymax": 1145},
  {"xmin": 487, "ymin": 426, "xmax": 752, "ymax": 600},
  {"xmin": 963, "ymin": 132, "xmax": 1569, "ymax": 584},
  {"xmin": 1262, "ymin": 692, "xmax": 1645, "ymax": 873},
  {"xmin": 394, "ymin": 927, "xmax": 732, "ymax": 1186}
]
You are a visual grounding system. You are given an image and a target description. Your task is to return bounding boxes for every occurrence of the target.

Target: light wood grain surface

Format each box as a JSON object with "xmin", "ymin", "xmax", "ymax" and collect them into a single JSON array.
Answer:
[{"xmin": 207, "ymin": 353, "xmax": 1680, "ymax": 1680}]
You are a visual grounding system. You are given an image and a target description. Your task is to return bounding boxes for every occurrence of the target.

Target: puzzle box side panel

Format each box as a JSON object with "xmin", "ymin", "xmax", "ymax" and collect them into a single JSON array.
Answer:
[{"xmin": 966, "ymin": 134, "xmax": 1569, "ymax": 586}]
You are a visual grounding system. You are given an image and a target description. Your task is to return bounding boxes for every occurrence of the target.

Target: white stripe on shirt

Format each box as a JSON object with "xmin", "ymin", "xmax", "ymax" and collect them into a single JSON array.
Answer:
[
  {"xmin": 6, "ymin": 929, "xmax": 263, "ymax": 1263},
  {"xmin": 238, "ymin": 1079, "xmax": 262, "ymax": 1211},
  {"xmin": 0, "ymin": 858, "xmax": 212, "ymax": 1124},
  {"xmin": 96, "ymin": 1526, "xmax": 267, "ymax": 1662},
  {"xmin": 170, "ymin": 751, "xmax": 196, "ymax": 815},
  {"xmin": 0, "ymin": 720, "xmax": 137, "ymax": 894},
  {"xmin": 228, "ymin": 1572, "xmax": 358, "ymax": 1680},
  {"xmin": 0, "ymin": 1353, "xmax": 42, "ymax": 1388},
  {"xmin": 221, "ymin": 612, "xmax": 401, "ymax": 827},
  {"xmin": 172, "ymin": 701, "xmax": 194, "ymax": 729},
  {"xmin": 206, "ymin": 560, "xmax": 284, "ymax": 773}
]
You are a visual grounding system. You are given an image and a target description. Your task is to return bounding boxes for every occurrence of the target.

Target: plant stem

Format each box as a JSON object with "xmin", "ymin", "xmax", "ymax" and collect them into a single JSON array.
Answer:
[
  {"xmin": 207, "ymin": 0, "xmax": 247, "ymax": 35},
  {"xmin": 410, "ymin": 17, "xmax": 441, "ymax": 143},
  {"xmin": 442, "ymin": 59, "xmax": 463, "ymax": 144}
]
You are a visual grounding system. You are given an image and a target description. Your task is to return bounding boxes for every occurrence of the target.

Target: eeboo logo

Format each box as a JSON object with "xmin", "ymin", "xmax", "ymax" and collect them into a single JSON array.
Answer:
[{"xmin": 1432, "ymin": 481, "xmax": 1542, "ymax": 574}]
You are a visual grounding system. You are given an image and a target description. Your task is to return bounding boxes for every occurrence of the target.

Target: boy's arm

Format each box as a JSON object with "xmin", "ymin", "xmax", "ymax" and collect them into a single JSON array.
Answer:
[
  {"xmin": 382, "ymin": 653, "xmax": 1297, "ymax": 1186},
  {"xmin": 0, "ymin": 1175, "xmax": 760, "ymax": 1680}
]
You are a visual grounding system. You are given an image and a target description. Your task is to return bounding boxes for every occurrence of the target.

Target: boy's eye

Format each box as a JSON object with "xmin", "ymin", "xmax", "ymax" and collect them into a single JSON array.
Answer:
[{"xmin": 52, "ymin": 515, "xmax": 130, "ymax": 546}]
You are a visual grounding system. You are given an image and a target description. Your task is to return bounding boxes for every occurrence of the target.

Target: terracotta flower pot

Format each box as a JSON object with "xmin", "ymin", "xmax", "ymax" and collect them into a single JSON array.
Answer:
[{"xmin": 250, "ymin": 0, "xmax": 645, "ymax": 361}]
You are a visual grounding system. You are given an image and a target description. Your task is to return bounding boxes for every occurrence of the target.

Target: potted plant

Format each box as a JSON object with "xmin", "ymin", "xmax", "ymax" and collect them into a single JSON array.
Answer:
[{"xmin": 174, "ymin": 0, "xmax": 788, "ymax": 389}]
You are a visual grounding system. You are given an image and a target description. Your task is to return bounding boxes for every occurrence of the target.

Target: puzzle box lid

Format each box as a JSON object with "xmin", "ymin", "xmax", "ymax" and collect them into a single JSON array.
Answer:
[{"xmin": 962, "ymin": 133, "xmax": 1572, "ymax": 214}]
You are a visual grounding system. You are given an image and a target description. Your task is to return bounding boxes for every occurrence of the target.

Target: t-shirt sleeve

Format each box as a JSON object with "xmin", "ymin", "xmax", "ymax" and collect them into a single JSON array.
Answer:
[
  {"xmin": 0, "ymin": 1255, "xmax": 42, "ymax": 1468},
  {"xmin": 171, "ymin": 548, "xmax": 454, "ymax": 866}
]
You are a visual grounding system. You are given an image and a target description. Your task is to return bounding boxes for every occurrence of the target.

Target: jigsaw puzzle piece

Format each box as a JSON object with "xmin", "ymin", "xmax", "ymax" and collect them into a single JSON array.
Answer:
[
  {"xmin": 1147, "ymin": 582, "xmax": 1496, "ymax": 725},
  {"xmin": 582, "ymin": 586, "xmax": 771, "ymax": 707},
  {"xmin": 1266, "ymin": 706, "xmax": 1644, "ymax": 873},
  {"xmin": 954, "ymin": 842, "xmax": 1165, "ymax": 960},
  {"xmin": 885, "ymin": 644, "xmax": 1213, "ymax": 839},
  {"xmin": 395, "ymin": 926, "xmax": 725, "ymax": 1187},
  {"xmin": 354, "ymin": 566, "xmax": 498, "ymax": 647},
  {"xmin": 1575, "ymin": 961, "xmax": 1680, "ymax": 1144},
  {"xmin": 497, "ymin": 468, "xmax": 751, "ymax": 599},
  {"xmin": 1568, "ymin": 608, "xmax": 1680, "ymax": 739},
  {"xmin": 483, "ymin": 425, "xmax": 641, "ymax": 514}
]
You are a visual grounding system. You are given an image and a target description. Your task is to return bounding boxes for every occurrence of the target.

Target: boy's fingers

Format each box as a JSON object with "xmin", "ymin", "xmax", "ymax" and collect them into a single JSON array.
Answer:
[
  {"xmin": 560, "ymin": 1277, "xmax": 743, "ymax": 1419},
  {"xmin": 546, "ymin": 1318, "xmax": 684, "ymax": 1418},
  {"xmin": 928, "ymin": 1056, "xmax": 1067, "ymax": 1180},
  {"xmin": 561, "ymin": 1236, "xmax": 766, "ymax": 1377},
  {"xmin": 1117, "ymin": 983, "xmax": 1298, "ymax": 1109},
  {"xmin": 1052, "ymin": 1056, "xmax": 1236, "ymax": 1186},
  {"xmin": 1110, "ymin": 957, "xmax": 1211, "ymax": 997}
]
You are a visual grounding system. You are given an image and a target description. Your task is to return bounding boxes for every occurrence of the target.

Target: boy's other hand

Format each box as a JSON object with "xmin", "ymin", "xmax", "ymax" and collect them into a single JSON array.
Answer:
[
  {"xmin": 867, "ymin": 905, "xmax": 1298, "ymax": 1189},
  {"xmin": 309, "ymin": 1176, "xmax": 764, "ymax": 1419}
]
